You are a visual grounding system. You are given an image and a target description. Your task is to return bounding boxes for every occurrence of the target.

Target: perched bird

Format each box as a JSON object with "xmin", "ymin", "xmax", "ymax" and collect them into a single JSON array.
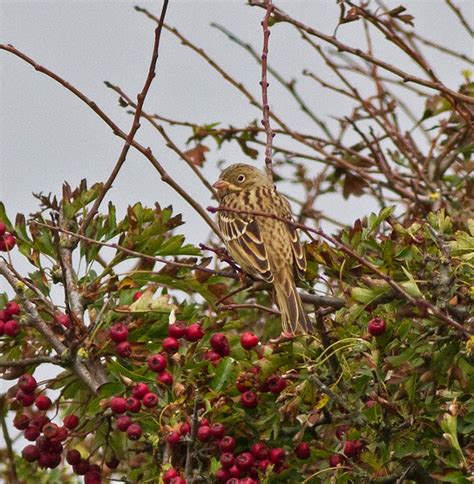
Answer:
[{"xmin": 213, "ymin": 163, "xmax": 312, "ymax": 334}]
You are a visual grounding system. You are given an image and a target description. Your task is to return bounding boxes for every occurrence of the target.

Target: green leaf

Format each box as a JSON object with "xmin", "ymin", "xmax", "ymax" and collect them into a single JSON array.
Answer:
[
  {"xmin": 210, "ymin": 357, "xmax": 235, "ymax": 391},
  {"xmin": 107, "ymin": 359, "xmax": 156, "ymax": 383}
]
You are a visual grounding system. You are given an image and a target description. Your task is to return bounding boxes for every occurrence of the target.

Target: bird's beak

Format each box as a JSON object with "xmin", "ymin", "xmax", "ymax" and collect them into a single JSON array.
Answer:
[{"xmin": 212, "ymin": 179, "xmax": 230, "ymax": 191}]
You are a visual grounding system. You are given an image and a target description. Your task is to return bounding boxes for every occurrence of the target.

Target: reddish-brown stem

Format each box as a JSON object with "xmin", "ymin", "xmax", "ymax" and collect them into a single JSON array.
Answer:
[
  {"xmin": 79, "ymin": 0, "xmax": 169, "ymax": 235},
  {"xmin": 260, "ymin": 0, "xmax": 275, "ymax": 180}
]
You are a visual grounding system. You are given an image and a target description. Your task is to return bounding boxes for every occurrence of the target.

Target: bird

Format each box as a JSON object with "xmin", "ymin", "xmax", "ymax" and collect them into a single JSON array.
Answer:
[{"xmin": 212, "ymin": 163, "xmax": 312, "ymax": 334}]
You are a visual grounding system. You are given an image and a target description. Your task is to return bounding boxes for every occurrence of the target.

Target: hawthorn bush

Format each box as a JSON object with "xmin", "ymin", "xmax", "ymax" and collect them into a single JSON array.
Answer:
[{"xmin": 1, "ymin": 1, "xmax": 473, "ymax": 483}]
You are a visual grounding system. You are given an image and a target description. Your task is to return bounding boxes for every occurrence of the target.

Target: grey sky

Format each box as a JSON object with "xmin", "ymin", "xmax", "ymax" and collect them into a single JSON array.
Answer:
[{"xmin": 0, "ymin": 0, "xmax": 472, "ymax": 401}]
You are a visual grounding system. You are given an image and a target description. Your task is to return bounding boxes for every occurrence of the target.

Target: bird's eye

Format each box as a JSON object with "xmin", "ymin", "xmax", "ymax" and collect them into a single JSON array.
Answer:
[{"xmin": 237, "ymin": 174, "xmax": 246, "ymax": 183}]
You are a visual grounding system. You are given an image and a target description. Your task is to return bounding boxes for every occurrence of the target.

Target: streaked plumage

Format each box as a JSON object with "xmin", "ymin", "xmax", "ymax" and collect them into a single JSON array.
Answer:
[{"xmin": 213, "ymin": 163, "xmax": 312, "ymax": 334}]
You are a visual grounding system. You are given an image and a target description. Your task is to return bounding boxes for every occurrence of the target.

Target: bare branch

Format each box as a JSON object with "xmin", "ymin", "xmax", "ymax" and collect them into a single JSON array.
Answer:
[
  {"xmin": 260, "ymin": 0, "xmax": 275, "ymax": 180},
  {"xmin": 80, "ymin": 0, "xmax": 169, "ymax": 234}
]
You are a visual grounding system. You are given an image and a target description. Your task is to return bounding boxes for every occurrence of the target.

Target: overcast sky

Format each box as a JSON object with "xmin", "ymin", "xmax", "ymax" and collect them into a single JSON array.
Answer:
[{"xmin": 0, "ymin": 1, "xmax": 472, "ymax": 401}]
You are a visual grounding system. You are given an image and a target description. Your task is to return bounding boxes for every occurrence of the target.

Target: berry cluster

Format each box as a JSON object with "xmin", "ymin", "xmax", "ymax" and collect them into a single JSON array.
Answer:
[
  {"xmin": 235, "ymin": 366, "xmax": 287, "ymax": 410},
  {"xmin": 0, "ymin": 300, "xmax": 21, "ymax": 337},
  {"xmin": 14, "ymin": 372, "xmax": 114, "ymax": 482},
  {"xmin": 0, "ymin": 221, "xmax": 16, "ymax": 251}
]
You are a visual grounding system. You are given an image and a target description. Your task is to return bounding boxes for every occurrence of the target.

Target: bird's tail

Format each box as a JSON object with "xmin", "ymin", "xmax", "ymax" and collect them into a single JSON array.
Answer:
[{"xmin": 274, "ymin": 270, "xmax": 312, "ymax": 334}]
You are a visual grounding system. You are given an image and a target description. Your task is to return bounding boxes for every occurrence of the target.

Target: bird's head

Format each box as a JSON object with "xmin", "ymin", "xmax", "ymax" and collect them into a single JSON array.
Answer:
[{"xmin": 213, "ymin": 163, "xmax": 272, "ymax": 198}]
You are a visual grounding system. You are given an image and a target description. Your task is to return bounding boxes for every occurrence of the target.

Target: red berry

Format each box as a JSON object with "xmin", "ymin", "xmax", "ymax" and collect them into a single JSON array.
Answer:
[
  {"xmin": 257, "ymin": 459, "xmax": 271, "ymax": 472},
  {"xmin": 106, "ymin": 456, "xmax": 120, "ymax": 469},
  {"xmin": 335, "ymin": 424, "xmax": 350, "ymax": 440},
  {"xmin": 162, "ymin": 337, "xmax": 180, "ymax": 354},
  {"xmin": 0, "ymin": 320, "xmax": 4, "ymax": 335},
  {"xmin": 126, "ymin": 397, "xmax": 141, "ymax": 413},
  {"xmin": 132, "ymin": 290, "xmax": 143, "ymax": 301},
  {"xmin": 167, "ymin": 431, "xmax": 181, "ymax": 445},
  {"xmin": 226, "ymin": 479, "xmax": 240, "ymax": 484},
  {"xmin": 169, "ymin": 478, "xmax": 186, "ymax": 484},
  {"xmin": 236, "ymin": 452, "xmax": 254, "ymax": 470},
  {"xmin": 4, "ymin": 319, "xmax": 20, "ymax": 336},
  {"xmin": 240, "ymin": 331, "xmax": 259, "ymax": 350},
  {"xmin": 0, "ymin": 310, "xmax": 6, "ymax": 321},
  {"xmin": 179, "ymin": 421, "xmax": 191, "ymax": 435},
  {"xmin": 163, "ymin": 468, "xmax": 180, "ymax": 483},
  {"xmin": 127, "ymin": 423, "xmax": 143, "ymax": 440},
  {"xmin": 185, "ymin": 323, "xmax": 204, "ymax": 342},
  {"xmin": 240, "ymin": 479, "xmax": 258, "ymax": 484},
  {"xmin": 210, "ymin": 332, "xmax": 230, "ymax": 356},
  {"xmin": 203, "ymin": 350, "xmax": 221, "ymax": 365},
  {"xmin": 210, "ymin": 422, "xmax": 225, "ymax": 439},
  {"xmin": 218, "ymin": 435, "xmax": 236, "ymax": 453},
  {"xmin": 6, "ymin": 301, "xmax": 21, "ymax": 317},
  {"xmin": 109, "ymin": 323, "xmax": 129, "ymax": 343},
  {"xmin": 30, "ymin": 414, "xmax": 49, "ymax": 429},
  {"xmin": 13, "ymin": 414, "xmax": 30, "ymax": 430},
  {"xmin": 0, "ymin": 234, "xmax": 16, "ymax": 251},
  {"xmin": 17, "ymin": 390, "xmax": 35, "ymax": 407},
  {"xmin": 295, "ymin": 442, "xmax": 311, "ymax": 459},
  {"xmin": 55, "ymin": 312, "xmax": 71, "ymax": 328},
  {"xmin": 228, "ymin": 465, "xmax": 241, "ymax": 478},
  {"xmin": 84, "ymin": 470, "xmax": 101, "ymax": 484},
  {"xmin": 241, "ymin": 390, "xmax": 258, "ymax": 409},
  {"xmin": 344, "ymin": 439, "xmax": 363, "ymax": 457},
  {"xmin": 250, "ymin": 442, "xmax": 268, "ymax": 460},
  {"xmin": 147, "ymin": 353, "xmax": 167, "ymax": 372},
  {"xmin": 42, "ymin": 422, "xmax": 59, "ymax": 438},
  {"xmin": 368, "ymin": 317, "xmax": 386, "ymax": 336},
  {"xmin": 18, "ymin": 374, "xmax": 37, "ymax": 394},
  {"xmin": 35, "ymin": 394, "xmax": 52, "ymax": 411},
  {"xmin": 22, "ymin": 444, "xmax": 39, "ymax": 462},
  {"xmin": 24, "ymin": 426, "xmax": 41, "ymax": 441},
  {"xmin": 215, "ymin": 467, "xmax": 230, "ymax": 482},
  {"xmin": 132, "ymin": 383, "xmax": 150, "ymax": 400},
  {"xmin": 329, "ymin": 453, "xmax": 344, "ymax": 467},
  {"xmin": 196, "ymin": 425, "xmax": 212, "ymax": 442},
  {"xmin": 266, "ymin": 375, "xmax": 287, "ymax": 394},
  {"xmin": 116, "ymin": 415, "xmax": 133, "ymax": 432},
  {"xmin": 199, "ymin": 417, "xmax": 210, "ymax": 427},
  {"xmin": 0, "ymin": 222, "xmax": 6, "ymax": 236},
  {"xmin": 142, "ymin": 392, "xmax": 159, "ymax": 408},
  {"xmin": 220, "ymin": 452, "xmax": 235, "ymax": 469},
  {"xmin": 168, "ymin": 321, "xmax": 187, "ymax": 339},
  {"xmin": 116, "ymin": 341, "xmax": 132, "ymax": 357},
  {"xmin": 51, "ymin": 426, "xmax": 68, "ymax": 442},
  {"xmin": 110, "ymin": 396, "xmax": 127, "ymax": 414},
  {"xmin": 72, "ymin": 459, "xmax": 90, "ymax": 475},
  {"xmin": 269, "ymin": 447, "xmax": 286, "ymax": 464},
  {"xmin": 157, "ymin": 370, "xmax": 174, "ymax": 385}
]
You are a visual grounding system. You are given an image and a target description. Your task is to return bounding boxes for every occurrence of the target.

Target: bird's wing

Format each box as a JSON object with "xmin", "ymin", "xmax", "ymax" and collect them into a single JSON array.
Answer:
[
  {"xmin": 218, "ymin": 211, "xmax": 273, "ymax": 282},
  {"xmin": 280, "ymin": 196, "xmax": 307, "ymax": 280}
]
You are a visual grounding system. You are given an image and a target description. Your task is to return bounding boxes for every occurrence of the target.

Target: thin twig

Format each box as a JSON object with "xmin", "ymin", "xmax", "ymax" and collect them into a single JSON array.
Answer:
[
  {"xmin": 80, "ymin": 0, "xmax": 169, "ymax": 234},
  {"xmin": 249, "ymin": 2, "xmax": 474, "ymax": 107},
  {"xmin": 185, "ymin": 396, "xmax": 200, "ymax": 480},
  {"xmin": 0, "ymin": 395, "xmax": 18, "ymax": 484},
  {"xmin": 0, "ymin": 356, "xmax": 61, "ymax": 368},
  {"xmin": 445, "ymin": 0, "xmax": 474, "ymax": 37},
  {"xmin": 221, "ymin": 303, "xmax": 280, "ymax": 315},
  {"xmin": 0, "ymin": 43, "xmax": 220, "ymax": 239},
  {"xmin": 260, "ymin": 0, "xmax": 275, "ymax": 180}
]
